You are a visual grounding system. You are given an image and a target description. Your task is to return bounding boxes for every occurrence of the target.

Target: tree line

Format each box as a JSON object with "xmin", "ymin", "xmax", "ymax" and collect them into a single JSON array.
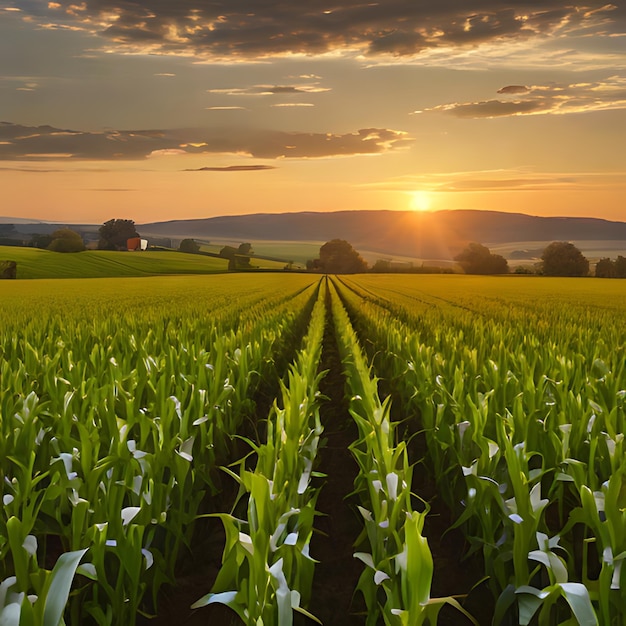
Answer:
[
  {"xmin": 305, "ymin": 239, "xmax": 625, "ymax": 277},
  {"xmin": 2, "ymin": 218, "xmax": 625, "ymax": 278}
]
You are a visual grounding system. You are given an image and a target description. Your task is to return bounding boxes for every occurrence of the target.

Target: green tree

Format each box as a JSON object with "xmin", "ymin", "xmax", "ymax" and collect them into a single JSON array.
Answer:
[
  {"xmin": 595, "ymin": 258, "xmax": 617, "ymax": 278},
  {"xmin": 454, "ymin": 242, "xmax": 508, "ymax": 274},
  {"xmin": 47, "ymin": 228, "xmax": 85, "ymax": 253},
  {"xmin": 30, "ymin": 233, "xmax": 54, "ymax": 249},
  {"xmin": 311, "ymin": 239, "xmax": 368, "ymax": 273},
  {"xmin": 179, "ymin": 238, "xmax": 200, "ymax": 254},
  {"xmin": 98, "ymin": 219, "xmax": 139, "ymax": 250},
  {"xmin": 0, "ymin": 260, "xmax": 17, "ymax": 279},
  {"xmin": 219, "ymin": 244, "xmax": 252, "ymax": 270},
  {"xmin": 541, "ymin": 242, "xmax": 589, "ymax": 277}
]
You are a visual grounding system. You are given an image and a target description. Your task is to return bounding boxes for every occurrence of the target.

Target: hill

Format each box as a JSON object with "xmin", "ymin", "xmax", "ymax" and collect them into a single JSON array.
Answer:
[
  {"xmin": 0, "ymin": 247, "xmax": 228, "ymax": 279},
  {"xmin": 138, "ymin": 210, "xmax": 626, "ymax": 260},
  {"xmin": 4, "ymin": 210, "xmax": 626, "ymax": 263}
]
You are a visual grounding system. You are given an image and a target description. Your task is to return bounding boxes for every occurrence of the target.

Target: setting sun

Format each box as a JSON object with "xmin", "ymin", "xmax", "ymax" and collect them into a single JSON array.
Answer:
[{"xmin": 409, "ymin": 190, "xmax": 432, "ymax": 212}]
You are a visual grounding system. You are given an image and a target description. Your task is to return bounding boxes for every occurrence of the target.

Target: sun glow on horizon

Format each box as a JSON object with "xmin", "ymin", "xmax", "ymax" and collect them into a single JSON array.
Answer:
[{"xmin": 409, "ymin": 190, "xmax": 433, "ymax": 212}]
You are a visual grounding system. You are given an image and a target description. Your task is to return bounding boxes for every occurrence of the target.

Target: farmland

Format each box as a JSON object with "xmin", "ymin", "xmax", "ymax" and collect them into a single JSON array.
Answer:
[
  {"xmin": 0, "ymin": 246, "xmax": 228, "ymax": 279},
  {"xmin": 0, "ymin": 274, "xmax": 625, "ymax": 625}
]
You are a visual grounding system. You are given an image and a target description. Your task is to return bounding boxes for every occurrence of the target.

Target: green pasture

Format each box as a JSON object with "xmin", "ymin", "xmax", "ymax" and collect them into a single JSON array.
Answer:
[{"xmin": 0, "ymin": 246, "xmax": 228, "ymax": 279}]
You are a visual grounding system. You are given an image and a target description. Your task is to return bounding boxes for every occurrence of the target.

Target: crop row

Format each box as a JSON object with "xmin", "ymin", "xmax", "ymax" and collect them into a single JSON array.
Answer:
[
  {"xmin": 0, "ymin": 275, "xmax": 318, "ymax": 625},
  {"xmin": 2, "ymin": 273, "xmax": 625, "ymax": 625},
  {"xmin": 328, "ymin": 277, "xmax": 476, "ymax": 626},
  {"xmin": 194, "ymin": 278, "xmax": 328, "ymax": 625},
  {"xmin": 336, "ymin": 275, "xmax": 626, "ymax": 625}
]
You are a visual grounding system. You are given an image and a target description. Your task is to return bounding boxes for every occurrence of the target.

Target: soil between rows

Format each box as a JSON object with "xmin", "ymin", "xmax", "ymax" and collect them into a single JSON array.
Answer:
[
  {"xmin": 307, "ymin": 290, "xmax": 364, "ymax": 625},
  {"xmin": 138, "ymin": 283, "xmax": 493, "ymax": 625}
]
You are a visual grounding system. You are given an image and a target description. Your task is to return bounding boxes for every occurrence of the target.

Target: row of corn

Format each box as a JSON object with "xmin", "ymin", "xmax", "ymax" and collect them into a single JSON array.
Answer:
[
  {"xmin": 0, "ymin": 275, "xmax": 318, "ymax": 625},
  {"xmin": 336, "ymin": 275, "xmax": 625, "ymax": 625},
  {"xmin": 328, "ymin": 277, "xmax": 476, "ymax": 626},
  {"xmin": 4, "ymin": 272, "xmax": 623, "ymax": 625},
  {"xmin": 193, "ymin": 279, "xmax": 328, "ymax": 625}
]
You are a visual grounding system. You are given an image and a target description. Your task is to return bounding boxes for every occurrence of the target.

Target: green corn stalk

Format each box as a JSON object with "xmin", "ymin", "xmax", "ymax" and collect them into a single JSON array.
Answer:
[{"xmin": 194, "ymin": 280, "xmax": 326, "ymax": 625}]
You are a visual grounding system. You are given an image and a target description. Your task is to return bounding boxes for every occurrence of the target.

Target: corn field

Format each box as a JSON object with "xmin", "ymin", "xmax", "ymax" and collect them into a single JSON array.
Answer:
[{"xmin": 1, "ymin": 273, "xmax": 625, "ymax": 625}]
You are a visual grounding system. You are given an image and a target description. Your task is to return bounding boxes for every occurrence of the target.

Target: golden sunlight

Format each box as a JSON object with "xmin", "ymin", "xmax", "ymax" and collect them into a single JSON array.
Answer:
[{"xmin": 409, "ymin": 190, "xmax": 432, "ymax": 212}]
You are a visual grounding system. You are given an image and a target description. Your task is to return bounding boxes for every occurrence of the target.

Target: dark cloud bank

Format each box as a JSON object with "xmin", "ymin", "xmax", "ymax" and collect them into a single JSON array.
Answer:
[
  {"xmin": 0, "ymin": 122, "xmax": 411, "ymax": 160},
  {"xmin": 25, "ymin": 1, "xmax": 626, "ymax": 58}
]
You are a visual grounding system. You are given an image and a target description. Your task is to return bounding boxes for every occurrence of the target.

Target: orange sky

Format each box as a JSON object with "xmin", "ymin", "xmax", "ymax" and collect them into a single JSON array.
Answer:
[{"xmin": 1, "ymin": 1, "xmax": 625, "ymax": 224}]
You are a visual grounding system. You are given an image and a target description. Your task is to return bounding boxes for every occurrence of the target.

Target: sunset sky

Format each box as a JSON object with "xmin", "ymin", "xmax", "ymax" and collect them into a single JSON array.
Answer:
[{"xmin": 1, "ymin": 0, "xmax": 625, "ymax": 224}]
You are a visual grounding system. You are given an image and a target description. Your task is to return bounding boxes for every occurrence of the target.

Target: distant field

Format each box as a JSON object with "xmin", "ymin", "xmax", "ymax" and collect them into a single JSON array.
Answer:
[
  {"xmin": 0, "ymin": 246, "xmax": 228, "ymax": 279},
  {"xmin": 194, "ymin": 239, "xmax": 318, "ymax": 267},
  {"xmin": 194, "ymin": 238, "xmax": 454, "ymax": 268},
  {"xmin": 489, "ymin": 239, "xmax": 626, "ymax": 265},
  {"xmin": 198, "ymin": 236, "xmax": 625, "ymax": 269}
]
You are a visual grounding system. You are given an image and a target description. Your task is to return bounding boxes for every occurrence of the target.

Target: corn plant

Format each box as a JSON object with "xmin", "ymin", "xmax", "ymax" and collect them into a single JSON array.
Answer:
[
  {"xmin": 0, "ymin": 274, "xmax": 319, "ymax": 625},
  {"xmin": 193, "ymin": 280, "xmax": 327, "ymax": 625},
  {"xmin": 335, "ymin": 274, "xmax": 626, "ymax": 624},
  {"xmin": 329, "ymin": 278, "xmax": 477, "ymax": 626}
]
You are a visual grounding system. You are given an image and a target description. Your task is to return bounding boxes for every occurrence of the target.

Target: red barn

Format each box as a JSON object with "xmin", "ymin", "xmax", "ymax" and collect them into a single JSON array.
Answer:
[{"xmin": 127, "ymin": 237, "xmax": 141, "ymax": 251}]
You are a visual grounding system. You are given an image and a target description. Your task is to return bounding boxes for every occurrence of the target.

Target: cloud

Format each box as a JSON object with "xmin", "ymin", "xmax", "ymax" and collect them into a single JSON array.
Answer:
[
  {"xmin": 416, "ymin": 76, "xmax": 626, "ymax": 117},
  {"xmin": 270, "ymin": 103, "xmax": 314, "ymax": 108},
  {"xmin": 0, "ymin": 166, "xmax": 66, "ymax": 172},
  {"xmin": 497, "ymin": 85, "xmax": 529, "ymax": 94},
  {"xmin": 0, "ymin": 76, "xmax": 47, "ymax": 92},
  {"xmin": 207, "ymin": 84, "xmax": 330, "ymax": 96},
  {"xmin": 0, "ymin": 164, "xmax": 113, "ymax": 172},
  {"xmin": 14, "ymin": 1, "xmax": 624, "ymax": 61},
  {"xmin": 205, "ymin": 106, "xmax": 247, "ymax": 110},
  {"xmin": 363, "ymin": 169, "xmax": 626, "ymax": 193},
  {"xmin": 0, "ymin": 122, "xmax": 412, "ymax": 160},
  {"xmin": 183, "ymin": 165, "xmax": 277, "ymax": 172}
]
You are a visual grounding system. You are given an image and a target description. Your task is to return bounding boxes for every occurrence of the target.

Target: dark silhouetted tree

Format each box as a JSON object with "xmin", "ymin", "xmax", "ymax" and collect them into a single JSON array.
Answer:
[
  {"xmin": 47, "ymin": 228, "xmax": 85, "ymax": 253},
  {"xmin": 30, "ymin": 233, "xmax": 54, "ymax": 249},
  {"xmin": 615, "ymin": 255, "xmax": 626, "ymax": 278},
  {"xmin": 595, "ymin": 258, "xmax": 617, "ymax": 278},
  {"xmin": 238, "ymin": 242, "xmax": 253, "ymax": 255},
  {"xmin": 541, "ymin": 242, "xmax": 589, "ymax": 277},
  {"xmin": 98, "ymin": 219, "xmax": 139, "ymax": 250},
  {"xmin": 220, "ymin": 244, "xmax": 252, "ymax": 269},
  {"xmin": 0, "ymin": 260, "xmax": 17, "ymax": 279},
  {"xmin": 454, "ymin": 242, "xmax": 508, "ymax": 274},
  {"xmin": 311, "ymin": 239, "xmax": 368, "ymax": 273},
  {"xmin": 179, "ymin": 238, "xmax": 200, "ymax": 253}
]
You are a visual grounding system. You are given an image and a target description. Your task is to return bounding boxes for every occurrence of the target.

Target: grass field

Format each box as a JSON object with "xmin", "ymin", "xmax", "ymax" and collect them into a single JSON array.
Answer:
[{"xmin": 0, "ymin": 246, "xmax": 229, "ymax": 279}]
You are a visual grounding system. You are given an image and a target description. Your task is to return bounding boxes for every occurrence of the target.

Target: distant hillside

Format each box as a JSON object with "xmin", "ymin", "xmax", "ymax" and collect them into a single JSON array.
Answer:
[
  {"xmin": 139, "ymin": 210, "xmax": 626, "ymax": 260},
  {"xmin": 3, "ymin": 210, "xmax": 625, "ymax": 261}
]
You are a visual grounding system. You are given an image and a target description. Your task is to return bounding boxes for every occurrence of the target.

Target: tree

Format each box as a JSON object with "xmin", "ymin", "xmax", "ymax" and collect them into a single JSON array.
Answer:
[
  {"xmin": 454, "ymin": 242, "xmax": 508, "ymax": 274},
  {"xmin": 541, "ymin": 242, "xmax": 589, "ymax": 277},
  {"xmin": 615, "ymin": 255, "xmax": 626, "ymax": 278},
  {"xmin": 219, "ymin": 244, "xmax": 252, "ymax": 269},
  {"xmin": 98, "ymin": 219, "xmax": 139, "ymax": 250},
  {"xmin": 179, "ymin": 238, "xmax": 200, "ymax": 254},
  {"xmin": 31, "ymin": 233, "xmax": 54, "ymax": 249},
  {"xmin": 47, "ymin": 228, "xmax": 85, "ymax": 253},
  {"xmin": 595, "ymin": 258, "xmax": 617, "ymax": 278},
  {"xmin": 311, "ymin": 239, "xmax": 368, "ymax": 273},
  {"xmin": 0, "ymin": 260, "xmax": 17, "ymax": 279},
  {"xmin": 238, "ymin": 242, "xmax": 253, "ymax": 255}
]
